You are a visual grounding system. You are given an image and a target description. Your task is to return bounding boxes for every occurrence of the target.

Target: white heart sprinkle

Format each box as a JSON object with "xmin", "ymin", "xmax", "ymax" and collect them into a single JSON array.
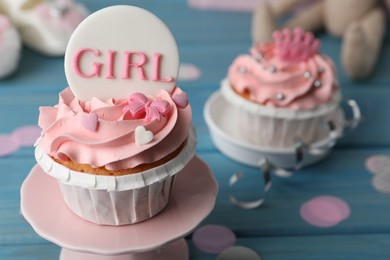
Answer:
[{"xmin": 135, "ymin": 126, "xmax": 153, "ymax": 146}]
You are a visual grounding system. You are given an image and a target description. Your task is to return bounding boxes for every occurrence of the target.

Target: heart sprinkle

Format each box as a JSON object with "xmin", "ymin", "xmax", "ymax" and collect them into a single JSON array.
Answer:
[
  {"xmin": 135, "ymin": 126, "xmax": 153, "ymax": 146},
  {"xmin": 81, "ymin": 112, "xmax": 98, "ymax": 132},
  {"xmin": 172, "ymin": 91, "xmax": 188, "ymax": 108}
]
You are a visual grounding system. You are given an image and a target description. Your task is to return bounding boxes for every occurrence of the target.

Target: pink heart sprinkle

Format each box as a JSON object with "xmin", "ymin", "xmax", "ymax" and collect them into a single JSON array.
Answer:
[
  {"xmin": 81, "ymin": 112, "xmax": 98, "ymax": 132},
  {"xmin": 0, "ymin": 134, "xmax": 19, "ymax": 157},
  {"xmin": 173, "ymin": 92, "xmax": 188, "ymax": 108}
]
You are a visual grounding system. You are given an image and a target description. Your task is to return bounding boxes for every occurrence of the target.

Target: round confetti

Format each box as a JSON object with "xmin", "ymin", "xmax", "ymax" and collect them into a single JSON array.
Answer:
[
  {"xmin": 300, "ymin": 196, "xmax": 351, "ymax": 228},
  {"xmin": 365, "ymin": 155, "xmax": 390, "ymax": 175},
  {"xmin": 218, "ymin": 246, "xmax": 261, "ymax": 260},
  {"xmin": 0, "ymin": 134, "xmax": 20, "ymax": 157},
  {"xmin": 11, "ymin": 125, "xmax": 41, "ymax": 147},
  {"xmin": 192, "ymin": 225, "xmax": 236, "ymax": 254},
  {"xmin": 178, "ymin": 63, "xmax": 201, "ymax": 81},
  {"xmin": 372, "ymin": 174, "xmax": 390, "ymax": 194}
]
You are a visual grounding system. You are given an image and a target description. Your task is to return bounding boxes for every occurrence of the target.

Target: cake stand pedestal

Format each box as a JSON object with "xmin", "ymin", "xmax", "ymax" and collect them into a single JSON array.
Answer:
[
  {"xmin": 59, "ymin": 239, "xmax": 187, "ymax": 260},
  {"xmin": 21, "ymin": 156, "xmax": 218, "ymax": 260}
]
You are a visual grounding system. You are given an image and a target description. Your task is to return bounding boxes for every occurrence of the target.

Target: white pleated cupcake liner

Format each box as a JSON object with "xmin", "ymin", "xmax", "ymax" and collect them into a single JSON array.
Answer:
[
  {"xmin": 238, "ymin": 108, "xmax": 344, "ymax": 147},
  {"xmin": 220, "ymin": 79, "xmax": 343, "ymax": 148},
  {"xmin": 35, "ymin": 127, "xmax": 196, "ymax": 225},
  {"xmin": 58, "ymin": 174, "xmax": 174, "ymax": 225}
]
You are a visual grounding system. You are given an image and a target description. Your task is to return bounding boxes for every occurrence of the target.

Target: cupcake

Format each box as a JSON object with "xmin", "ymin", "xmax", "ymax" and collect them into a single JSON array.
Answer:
[
  {"xmin": 221, "ymin": 27, "xmax": 343, "ymax": 148},
  {"xmin": 35, "ymin": 87, "xmax": 195, "ymax": 225},
  {"xmin": 34, "ymin": 6, "xmax": 196, "ymax": 225}
]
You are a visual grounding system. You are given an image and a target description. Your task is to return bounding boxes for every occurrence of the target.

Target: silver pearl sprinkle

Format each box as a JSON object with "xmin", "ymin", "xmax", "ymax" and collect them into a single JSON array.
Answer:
[
  {"xmin": 303, "ymin": 71, "xmax": 312, "ymax": 79},
  {"xmin": 314, "ymin": 80, "xmax": 322, "ymax": 88},
  {"xmin": 239, "ymin": 66, "xmax": 248, "ymax": 74},
  {"xmin": 269, "ymin": 65, "xmax": 277, "ymax": 73},
  {"xmin": 276, "ymin": 93, "xmax": 285, "ymax": 101}
]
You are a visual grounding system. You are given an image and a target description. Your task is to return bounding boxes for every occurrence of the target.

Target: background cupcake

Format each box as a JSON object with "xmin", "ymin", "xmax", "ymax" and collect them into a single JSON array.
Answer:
[{"xmin": 221, "ymin": 27, "xmax": 344, "ymax": 148}]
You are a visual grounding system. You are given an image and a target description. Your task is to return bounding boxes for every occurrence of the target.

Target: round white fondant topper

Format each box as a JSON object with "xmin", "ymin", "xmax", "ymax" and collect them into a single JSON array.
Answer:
[{"xmin": 64, "ymin": 5, "xmax": 179, "ymax": 102}]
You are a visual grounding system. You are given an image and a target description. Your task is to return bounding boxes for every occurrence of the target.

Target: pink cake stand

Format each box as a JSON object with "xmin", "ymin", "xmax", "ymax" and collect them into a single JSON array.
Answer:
[{"xmin": 21, "ymin": 156, "xmax": 218, "ymax": 260}]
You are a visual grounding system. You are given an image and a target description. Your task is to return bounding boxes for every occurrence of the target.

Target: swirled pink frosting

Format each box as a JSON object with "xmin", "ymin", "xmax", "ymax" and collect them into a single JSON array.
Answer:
[
  {"xmin": 37, "ymin": 87, "xmax": 191, "ymax": 171},
  {"xmin": 228, "ymin": 41, "xmax": 339, "ymax": 110}
]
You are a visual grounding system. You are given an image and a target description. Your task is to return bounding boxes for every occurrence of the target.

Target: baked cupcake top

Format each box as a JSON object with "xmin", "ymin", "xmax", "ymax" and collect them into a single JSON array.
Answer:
[{"xmin": 228, "ymin": 28, "xmax": 339, "ymax": 110}]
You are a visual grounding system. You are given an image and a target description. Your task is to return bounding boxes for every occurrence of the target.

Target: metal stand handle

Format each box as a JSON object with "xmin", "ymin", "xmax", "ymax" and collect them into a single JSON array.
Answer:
[{"xmin": 229, "ymin": 100, "xmax": 361, "ymax": 209}]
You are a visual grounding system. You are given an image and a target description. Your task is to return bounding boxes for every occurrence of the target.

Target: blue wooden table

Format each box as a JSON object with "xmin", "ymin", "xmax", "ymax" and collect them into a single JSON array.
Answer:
[{"xmin": 2, "ymin": 0, "xmax": 390, "ymax": 259}]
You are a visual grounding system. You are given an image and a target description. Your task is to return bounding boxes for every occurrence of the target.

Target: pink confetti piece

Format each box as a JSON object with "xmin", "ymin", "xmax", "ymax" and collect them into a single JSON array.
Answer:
[
  {"xmin": 372, "ymin": 174, "xmax": 390, "ymax": 194},
  {"xmin": 365, "ymin": 155, "xmax": 390, "ymax": 175},
  {"xmin": 178, "ymin": 63, "xmax": 201, "ymax": 81},
  {"xmin": 11, "ymin": 125, "xmax": 42, "ymax": 147},
  {"xmin": 300, "ymin": 195, "xmax": 350, "ymax": 228},
  {"xmin": 189, "ymin": 0, "xmax": 319, "ymax": 13},
  {"xmin": 188, "ymin": 0, "xmax": 260, "ymax": 12},
  {"xmin": 193, "ymin": 225, "xmax": 236, "ymax": 254},
  {"xmin": 218, "ymin": 246, "xmax": 261, "ymax": 260},
  {"xmin": 0, "ymin": 134, "xmax": 20, "ymax": 157}
]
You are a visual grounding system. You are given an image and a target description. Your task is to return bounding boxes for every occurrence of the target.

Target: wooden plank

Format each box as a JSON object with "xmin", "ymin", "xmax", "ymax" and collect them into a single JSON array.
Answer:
[
  {"xmin": 0, "ymin": 149, "xmax": 388, "ymax": 244},
  {"xmin": 0, "ymin": 0, "xmax": 389, "ymax": 259},
  {"xmin": 188, "ymin": 234, "xmax": 390, "ymax": 259},
  {"xmin": 197, "ymin": 149, "xmax": 390, "ymax": 237},
  {"xmin": 2, "ymin": 233, "xmax": 390, "ymax": 259}
]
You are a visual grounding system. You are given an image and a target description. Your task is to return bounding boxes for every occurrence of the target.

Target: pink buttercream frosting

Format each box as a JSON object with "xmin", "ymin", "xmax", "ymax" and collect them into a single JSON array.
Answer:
[
  {"xmin": 37, "ymin": 86, "xmax": 191, "ymax": 171},
  {"xmin": 228, "ymin": 28, "xmax": 339, "ymax": 110}
]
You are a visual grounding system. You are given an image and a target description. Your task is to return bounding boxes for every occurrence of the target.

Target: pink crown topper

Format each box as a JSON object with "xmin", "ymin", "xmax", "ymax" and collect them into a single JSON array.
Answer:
[
  {"xmin": 123, "ymin": 93, "xmax": 170, "ymax": 123},
  {"xmin": 273, "ymin": 27, "xmax": 320, "ymax": 62}
]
